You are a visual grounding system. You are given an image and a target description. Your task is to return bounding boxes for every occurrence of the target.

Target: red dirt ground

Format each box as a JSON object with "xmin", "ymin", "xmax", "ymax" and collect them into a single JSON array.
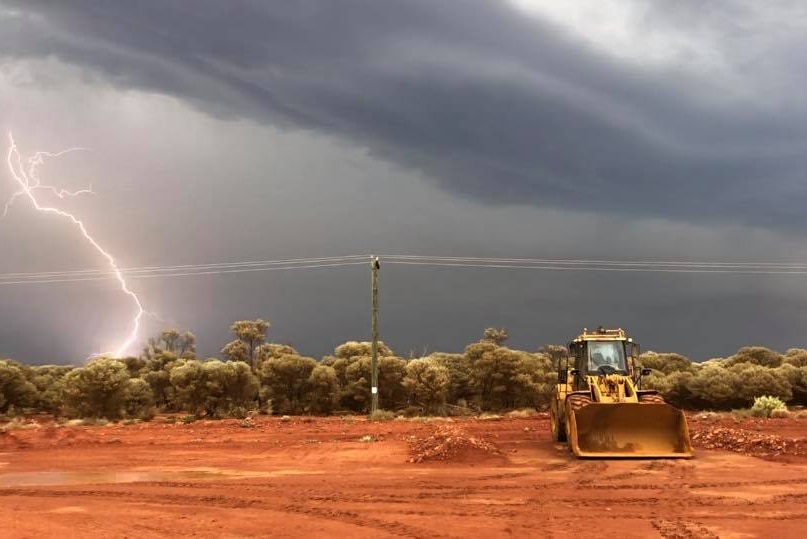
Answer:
[{"xmin": 2, "ymin": 414, "xmax": 807, "ymax": 538}]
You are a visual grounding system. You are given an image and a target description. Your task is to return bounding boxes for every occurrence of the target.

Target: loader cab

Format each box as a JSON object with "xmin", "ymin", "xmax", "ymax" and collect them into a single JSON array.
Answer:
[{"xmin": 561, "ymin": 328, "xmax": 640, "ymax": 391}]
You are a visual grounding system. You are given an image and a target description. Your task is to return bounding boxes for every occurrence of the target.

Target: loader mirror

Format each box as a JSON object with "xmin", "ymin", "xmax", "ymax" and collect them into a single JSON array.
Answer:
[
  {"xmin": 570, "ymin": 369, "xmax": 580, "ymax": 377},
  {"xmin": 641, "ymin": 368, "xmax": 652, "ymax": 376}
]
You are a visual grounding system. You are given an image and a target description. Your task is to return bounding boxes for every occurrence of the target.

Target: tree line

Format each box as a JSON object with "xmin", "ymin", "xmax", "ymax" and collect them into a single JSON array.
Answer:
[{"xmin": 1, "ymin": 321, "xmax": 806, "ymax": 420}]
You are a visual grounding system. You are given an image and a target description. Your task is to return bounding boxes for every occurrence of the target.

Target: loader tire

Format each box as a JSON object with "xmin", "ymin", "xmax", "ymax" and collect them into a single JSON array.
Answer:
[
  {"xmin": 564, "ymin": 394, "xmax": 592, "ymax": 449},
  {"xmin": 638, "ymin": 394, "xmax": 666, "ymax": 404},
  {"xmin": 550, "ymin": 401, "xmax": 566, "ymax": 442}
]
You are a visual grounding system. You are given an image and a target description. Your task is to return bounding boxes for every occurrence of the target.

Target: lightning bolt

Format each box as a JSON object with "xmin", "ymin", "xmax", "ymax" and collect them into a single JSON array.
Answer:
[
  {"xmin": 4, "ymin": 132, "xmax": 144, "ymax": 357},
  {"xmin": 3, "ymin": 146, "xmax": 93, "ymax": 217}
]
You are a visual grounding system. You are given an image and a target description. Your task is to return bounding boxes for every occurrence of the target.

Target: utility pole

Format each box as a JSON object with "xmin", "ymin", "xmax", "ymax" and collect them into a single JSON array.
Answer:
[{"xmin": 370, "ymin": 255, "xmax": 380, "ymax": 414}]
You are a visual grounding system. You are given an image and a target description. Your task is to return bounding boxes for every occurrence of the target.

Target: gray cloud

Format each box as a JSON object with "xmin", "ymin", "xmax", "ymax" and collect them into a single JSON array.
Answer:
[{"xmin": 4, "ymin": 1, "xmax": 807, "ymax": 231}]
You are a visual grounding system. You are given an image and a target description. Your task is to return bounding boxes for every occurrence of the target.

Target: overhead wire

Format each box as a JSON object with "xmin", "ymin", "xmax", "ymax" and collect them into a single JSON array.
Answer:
[
  {"xmin": 380, "ymin": 259, "xmax": 807, "ymax": 274},
  {"xmin": 6, "ymin": 252, "xmax": 807, "ymax": 286},
  {"xmin": 378, "ymin": 254, "xmax": 807, "ymax": 269},
  {"xmin": 0, "ymin": 254, "xmax": 367, "ymax": 280},
  {"xmin": 0, "ymin": 260, "xmax": 367, "ymax": 286}
]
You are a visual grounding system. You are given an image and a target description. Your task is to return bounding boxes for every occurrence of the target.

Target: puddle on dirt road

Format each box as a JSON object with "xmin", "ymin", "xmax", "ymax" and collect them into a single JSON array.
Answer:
[{"xmin": 0, "ymin": 468, "xmax": 318, "ymax": 487}]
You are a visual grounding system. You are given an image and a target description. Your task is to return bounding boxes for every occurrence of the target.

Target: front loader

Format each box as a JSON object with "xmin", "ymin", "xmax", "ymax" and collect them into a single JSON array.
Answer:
[{"xmin": 550, "ymin": 328, "xmax": 692, "ymax": 458}]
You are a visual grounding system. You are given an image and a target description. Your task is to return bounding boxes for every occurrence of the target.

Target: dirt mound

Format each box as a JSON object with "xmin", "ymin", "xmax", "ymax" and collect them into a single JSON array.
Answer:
[
  {"xmin": 408, "ymin": 424, "xmax": 502, "ymax": 463},
  {"xmin": 691, "ymin": 425, "xmax": 807, "ymax": 457}
]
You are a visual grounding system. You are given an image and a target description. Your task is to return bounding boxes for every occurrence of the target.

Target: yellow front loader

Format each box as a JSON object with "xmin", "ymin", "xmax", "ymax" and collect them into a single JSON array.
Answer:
[{"xmin": 550, "ymin": 328, "xmax": 692, "ymax": 458}]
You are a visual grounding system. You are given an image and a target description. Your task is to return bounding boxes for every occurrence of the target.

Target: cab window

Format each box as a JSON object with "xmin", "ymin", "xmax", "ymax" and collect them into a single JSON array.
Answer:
[{"xmin": 588, "ymin": 341, "xmax": 627, "ymax": 373}]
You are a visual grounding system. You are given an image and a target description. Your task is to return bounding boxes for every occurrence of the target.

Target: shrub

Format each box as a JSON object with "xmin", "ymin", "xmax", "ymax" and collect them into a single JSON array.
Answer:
[
  {"xmin": 727, "ymin": 347, "xmax": 783, "ymax": 368},
  {"xmin": 511, "ymin": 352, "xmax": 555, "ymax": 410},
  {"xmin": 63, "ymin": 358, "xmax": 131, "ymax": 419},
  {"xmin": 750, "ymin": 395, "xmax": 787, "ymax": 418},
  {"xmin": 259, "ymin": 355, "xmax": 317, "ymax": 414},
  {"xmin": 403, "ymin": 358, "xmax": 450, "ymax": 414},
  {"xmin": 255, "ymin": 343, "xmax": 300, "ymax": 370},
  {"xmin": 339, "ymin": 357, "xmax": 371, "ymax": 412},
  {"xmin": 429, "ymin": 353, "xmax": 473, "ymax": 404},
  {"xmin": 638, "ymin": 352, "xmax": 695, "ymax": 375},
  {"xmin": 468, "ymin": 344, "xmax": 522, "ymax": 410},
  {"xmin": 169, "ymin": 360, "xmax": 208, "ymax": 416},
  {"xmin": 784, "ymin": 349, "xmax": 807, "ymax": 368},
  {"xmin": 26, "ymin": 365, "xmax": 72, "ymax": 415},
  {"xmin": 0, "ymin": 359, "xmax": 38, "ymax": 413},
  {"xmin": 377, "ymin": 356, "xmax": 407, "ymax": 409},
  {"xmin": 170, "ymin": 359, "xmax": 258, "ymax": 417},
  {"xmin": 733, "ymin": 365, "xmax": 792, "ymax": 406},
  {"xmin": 123, "ymin": 378, "xmax": 155, "ymax": 420},
  {"xmin": 307, "ymin": 365, "xmax": 340, "ymax": 414},
  {"xmin": 203, "ymin": 360, "xmax": 260, "ymax": 415},
  {"xmin": 688, "ymin": 365, "xmax": 741, "ymax": 409},
  {"xmin": 332, "ymin": 355, "xmax": 407, "ymax": 413},
  {"xmin": 333, "ymin": 341, "xmax": 394, "ymax": 359}
]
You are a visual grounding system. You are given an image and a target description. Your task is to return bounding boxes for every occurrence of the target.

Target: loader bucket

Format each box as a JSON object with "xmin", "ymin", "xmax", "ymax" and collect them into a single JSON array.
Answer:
[{"xmin": 567, "ymin": 403, "xmax": 693, "ymax": 458}]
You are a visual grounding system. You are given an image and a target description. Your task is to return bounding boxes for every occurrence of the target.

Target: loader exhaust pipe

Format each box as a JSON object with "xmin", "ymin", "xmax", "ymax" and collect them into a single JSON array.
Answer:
[{"xmin": 567, "ymin": 403, "xmax": 693, "ymax": 458}]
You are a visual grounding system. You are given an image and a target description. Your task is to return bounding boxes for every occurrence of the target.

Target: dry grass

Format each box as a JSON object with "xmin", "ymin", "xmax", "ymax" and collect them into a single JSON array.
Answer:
[
  {"xmin": 368, "ymin": 410, "xmax": 396, "ymax": 422},
  {"xmin": 506, "ymin": 408, "xmax": 539, "ymax": 418},
  {"xmin": 396, "ymin": 416, "xmax": 453, "ymax": 423},
  {"xmin": 0, "ymin": 418, "xmax": 42, "ymax": 432}
]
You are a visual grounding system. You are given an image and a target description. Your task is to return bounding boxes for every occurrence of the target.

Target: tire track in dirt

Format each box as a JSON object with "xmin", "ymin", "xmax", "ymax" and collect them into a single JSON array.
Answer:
[
  {"xmin": 652, "ymin": 518, "xmax": 719, "ymax": 539},
  {"xmin": 275, "ymin": 503, "xmax": 441, "ymax": 539},
  {"xmin": 689, "ymin": 477, "xmax": 807, "ymax": 489},
  {"xmin": 0, "ymin": 485, "xmax": 441, "ymax": 538}
]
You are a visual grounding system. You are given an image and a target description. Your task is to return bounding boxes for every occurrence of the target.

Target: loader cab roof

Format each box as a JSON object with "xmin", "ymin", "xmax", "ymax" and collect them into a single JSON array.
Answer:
[{"xmin": 571, "ymin": 327, "xmax": 629, "ymax": 342}]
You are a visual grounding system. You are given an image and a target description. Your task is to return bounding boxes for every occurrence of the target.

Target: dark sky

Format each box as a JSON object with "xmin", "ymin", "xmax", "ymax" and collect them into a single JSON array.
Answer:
[{"xmin": 2, "ymin": 1, "xmax": 807, "ymax": 364}]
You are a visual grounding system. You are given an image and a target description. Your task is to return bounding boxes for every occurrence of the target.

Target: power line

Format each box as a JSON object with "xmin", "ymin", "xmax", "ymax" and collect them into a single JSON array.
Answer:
[
  {"xmin": 379, "ymin": 254, "xmax": 807, "ymax": 269},
  {"xmin": 7, "ymin": 252, "xmax": 807, "ymax": 287},
  {"xmin": 0, "ymin": 254, "xmax": 367, "ymax": 281},
  {"xmin": 9, "ymin": 252, "xmax": 807, "ymax": 282},
  {"xmin": 0, "ymin": 261, "xmax": 367, "ymax": 286},
  {"xmin": 380, "ymin": 260, "xmax": 807, "ymax": 275}
]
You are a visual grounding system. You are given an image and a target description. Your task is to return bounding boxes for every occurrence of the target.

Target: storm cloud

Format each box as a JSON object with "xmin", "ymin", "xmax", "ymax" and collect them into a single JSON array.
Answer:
[{"xmin": 4, "ymin": 1, "xmax": 807, "ymax": 229}]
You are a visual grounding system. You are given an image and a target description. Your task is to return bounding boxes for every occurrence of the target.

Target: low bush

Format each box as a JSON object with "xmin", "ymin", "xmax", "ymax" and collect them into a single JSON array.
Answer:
[{"xmin": 750, "ymin": 395, "xmax": 787, "ymax": 418}]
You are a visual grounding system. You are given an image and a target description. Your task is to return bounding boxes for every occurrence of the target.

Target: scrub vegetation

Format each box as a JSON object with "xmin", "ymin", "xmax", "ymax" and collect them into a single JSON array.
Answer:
[{"xmin": 1, "ymin": 321, "xmax": 806, "ymax": 421}]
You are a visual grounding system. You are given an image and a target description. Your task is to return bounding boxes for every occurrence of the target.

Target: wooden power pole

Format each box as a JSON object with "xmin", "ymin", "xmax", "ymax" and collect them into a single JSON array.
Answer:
[{"xmin": 371, "ymin": 255, "xmax": 380, "ymax": 414}]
